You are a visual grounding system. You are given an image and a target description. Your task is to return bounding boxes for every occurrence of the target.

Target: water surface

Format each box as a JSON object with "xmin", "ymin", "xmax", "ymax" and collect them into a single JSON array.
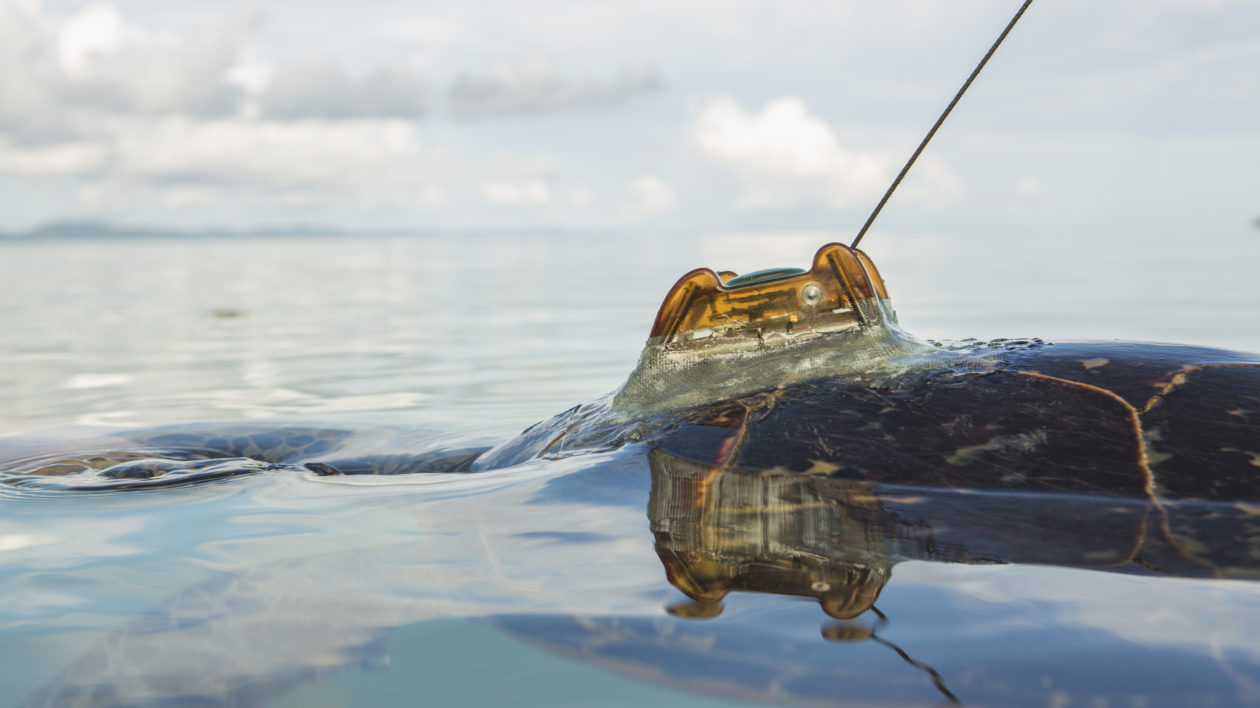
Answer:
[{"xmin": 2, "ymin": 233, "xmax": 1259, "ymax": 707}]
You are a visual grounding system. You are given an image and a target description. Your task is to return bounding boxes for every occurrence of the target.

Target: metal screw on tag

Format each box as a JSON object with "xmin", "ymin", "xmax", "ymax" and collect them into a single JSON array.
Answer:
[{"xmin": 801, "ymin": 283, "xmax": 823, "ymax": 307}]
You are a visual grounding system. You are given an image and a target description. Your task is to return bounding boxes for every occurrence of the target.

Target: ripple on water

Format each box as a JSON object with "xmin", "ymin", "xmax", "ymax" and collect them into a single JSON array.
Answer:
[
  {"xmin": 0, "ymin": 448, "xmax": 294, "ymax": 494},
  {"xmin": 0, "ymin": 428, "xmax": 578, "ymax": 504}
]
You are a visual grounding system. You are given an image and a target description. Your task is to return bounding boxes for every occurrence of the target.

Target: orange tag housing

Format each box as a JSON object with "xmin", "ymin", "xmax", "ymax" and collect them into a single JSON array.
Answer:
[{"xmin": 648, "ymin": 243, "xmax": 893, "ymax": 350}]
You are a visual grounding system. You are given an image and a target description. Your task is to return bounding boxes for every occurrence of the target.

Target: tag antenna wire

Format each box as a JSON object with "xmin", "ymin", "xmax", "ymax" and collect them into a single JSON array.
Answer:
[{"xmin": 851, "ymin": 0, "xmax": 1035, "ymax": 249}]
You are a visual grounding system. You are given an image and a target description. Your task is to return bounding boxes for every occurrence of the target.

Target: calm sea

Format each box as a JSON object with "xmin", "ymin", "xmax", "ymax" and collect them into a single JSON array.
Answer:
[{"xmin": 1, "ymin": 232, "xmax": 1258, "ymax": 707}]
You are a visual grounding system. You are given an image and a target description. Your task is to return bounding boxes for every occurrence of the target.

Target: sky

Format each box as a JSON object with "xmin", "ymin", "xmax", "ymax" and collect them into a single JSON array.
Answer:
[{"xmin": 0, "ymin": 0, "xmax": 1257, "ymax": 240}]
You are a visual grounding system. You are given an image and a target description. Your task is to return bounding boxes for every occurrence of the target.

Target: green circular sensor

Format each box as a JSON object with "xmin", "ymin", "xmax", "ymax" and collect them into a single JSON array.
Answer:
[{"xmin": 724, "ymin": 267, "xmax": 805, "ymax": 287}]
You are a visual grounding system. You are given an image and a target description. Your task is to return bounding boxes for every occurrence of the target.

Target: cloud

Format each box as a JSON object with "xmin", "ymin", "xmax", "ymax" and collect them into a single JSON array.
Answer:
[
  {"xmin": 475, "ymin": 155, "xmax": 558, "ymax": 207},
  {"xmin": 0, "ymin": 2, "xmax": 446, "ymax": 210},
  {"xmin": 624, "ymin": 174, "xmax": 675, "ymax": 216},
  {"xmin": 0, "ymin": 137, "xmax": 105, "ymax": 177},
  {"xmin": 0, "ymin": 1, "xmax": 438, "ymax": 141},
  {"xmin": 691, "ymin": 95, "xmax": 901, "ymax": 210},
  {"xmin": 260, "ymin": 60, "xmax": 428, "ymax": 120},
  {"xmin": 446, "ymin": 52, "xmax": 660, "ymax": 119},
  {"xmin": 0, "ymin": 117, "xmax": 449, "ymax": 207},
  {"xmin": 0, "ymin": 3, "xmax": 674, "ymax": 221},
  {"xmin": 1015, "ymin": 176, "xmax": 1043, "ymax": 199},
  {"xmin": 0, "ymin": 1, "xmax": 254, "ymax": 141},
  {"xmin": 479, "ymin": 179, "xmax": 551, "ymax": 207},
  {"xmin": 56, "ymin": 4, "xmax": 124, "ymax": 73}
]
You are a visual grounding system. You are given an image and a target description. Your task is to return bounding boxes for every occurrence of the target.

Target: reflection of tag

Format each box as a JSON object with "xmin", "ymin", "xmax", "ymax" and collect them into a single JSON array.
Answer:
[{"xmin": 821, "ymin": 620, "xmax": 876, "ymax": 642}]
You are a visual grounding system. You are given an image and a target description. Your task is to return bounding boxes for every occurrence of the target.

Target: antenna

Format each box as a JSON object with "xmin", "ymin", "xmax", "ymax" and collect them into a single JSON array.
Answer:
[{"xmin": 851, "ymin": 0, "xmax": 1035, "ymax": 249}]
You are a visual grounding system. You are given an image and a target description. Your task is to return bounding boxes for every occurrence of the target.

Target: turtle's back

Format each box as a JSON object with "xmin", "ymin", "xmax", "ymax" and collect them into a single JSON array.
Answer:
[
  {"xmin": 658, "ymin": 341, "xmax": 1260, "ymax": 503},
  {"xmin": 995, "ymin": 341, "xmax": 1260, "ymax": 502},
  {"xmin": 651, "ymin": 340, "xmax": 1260, "ymax": 579}
]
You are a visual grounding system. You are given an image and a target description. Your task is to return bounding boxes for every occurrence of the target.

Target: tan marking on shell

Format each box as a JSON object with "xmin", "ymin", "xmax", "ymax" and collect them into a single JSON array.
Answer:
[
  {"xmin": 1141, "ymin": 363, "xmax": 1260, "ymax": 414},
  {"xmin": 882, "ymin": 495, "xmax": 927, "ymax": 505},
  {"xmin": 1220, "ymin": 448, "xmax": 1260, "ymax": 467},
  {"xmin": 944, "ymin": 430, "xmax": 1047, "ymax": 466},
  {"xmin": 1234, "ymin": 503, "xmax": 1260, "ymax": 518},
  {"xmin": 1082, "ymin": 549, "xmax": 1125, "ymax": 563},
  {"xmin": 1081, "ymin": 357, "xmax": 1109, "ymax": 370},
  {"xmin": 1143, "ymin": 428, "xmax": 1173, "ymax": 466},
  {"xmin": 801, "ymin": 459, "xmax": 841, "ymax": 476}
]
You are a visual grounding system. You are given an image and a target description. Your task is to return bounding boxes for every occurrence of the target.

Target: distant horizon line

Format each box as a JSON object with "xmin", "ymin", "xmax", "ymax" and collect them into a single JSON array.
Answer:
[{"xmin": 0, "ymin": 219, "xmax": 605, "ymax": 240}]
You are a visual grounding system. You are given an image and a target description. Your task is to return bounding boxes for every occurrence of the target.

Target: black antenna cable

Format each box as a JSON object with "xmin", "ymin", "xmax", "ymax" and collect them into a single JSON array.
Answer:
[{"xmin": 851, "ymin": 0, "xmax": 1035, "ymax": 249}]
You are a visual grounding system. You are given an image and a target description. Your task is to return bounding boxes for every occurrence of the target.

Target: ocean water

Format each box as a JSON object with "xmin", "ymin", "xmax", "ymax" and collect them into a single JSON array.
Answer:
[{"xmin": 1, "ymin": 232, "xmax": 1259, "ymax": 707}]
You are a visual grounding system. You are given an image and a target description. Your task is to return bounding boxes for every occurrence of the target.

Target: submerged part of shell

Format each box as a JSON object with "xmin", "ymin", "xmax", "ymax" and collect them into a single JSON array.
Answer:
[
  {"xmin": 0, "ymin": 448, "xmax": 288, "ymax": 490},
  {"xmin": 613, "ymin": 316, "xmax": 942, "ymax": 415},
  {"xmin": 0, "ymin": 424, "xmax": 493, "ymax": 491}
]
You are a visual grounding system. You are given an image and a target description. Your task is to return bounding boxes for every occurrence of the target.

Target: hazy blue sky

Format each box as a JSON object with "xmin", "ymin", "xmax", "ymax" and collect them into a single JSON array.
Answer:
[{"xmin": 1, "ymin": 0, "xmax": 1257, "ymax": 241}]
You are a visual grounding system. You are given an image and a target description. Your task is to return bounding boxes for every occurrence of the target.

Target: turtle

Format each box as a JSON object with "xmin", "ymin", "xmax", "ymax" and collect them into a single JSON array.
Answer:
[
  {"xmin": 482, "ymin": 242, "xmax": 1260, "ymax": 525},
  {"xmin": 8, "ymin": 242, "xmax": 1260, "ymax": 708}
]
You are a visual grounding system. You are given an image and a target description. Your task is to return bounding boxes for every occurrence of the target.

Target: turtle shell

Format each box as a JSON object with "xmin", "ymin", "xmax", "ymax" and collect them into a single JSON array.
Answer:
[
  {"xmin": 657, "ymin": 341, "xmax": 1260, "ymax": 499},
  {"xmin": 652, "ymin": 340, "xmax": 1260, "ymax": 580}
]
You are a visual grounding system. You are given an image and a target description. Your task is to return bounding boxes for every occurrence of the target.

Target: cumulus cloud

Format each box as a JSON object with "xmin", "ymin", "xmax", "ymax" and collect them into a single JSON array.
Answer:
[
  {"xmin": 0, "ymin": 1, "xmax": 253, "ymax": 141},
  {"xmin": 447, "ymin": 52, "xmax": 660, "ymax": 119},
  {"xmin": 0, "ymin": 1, "xmax": 439, "ymax": 137},
  {"xmin": 58, "ymin": 6, "xmax": 250, "ymax": 118},
  {"xmin": 0, "ymin": 2, "xmax": 450, "ymax": 209},
  {"xmin": 691, "ymin": 95, "xmax": 899, "ymax": 210}
]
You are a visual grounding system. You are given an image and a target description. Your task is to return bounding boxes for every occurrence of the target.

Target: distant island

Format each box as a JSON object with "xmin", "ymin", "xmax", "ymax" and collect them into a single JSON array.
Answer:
[
  {"xmin": 0, "ymin": 220, "xmax": 573, "ymax": 241},
  {"xmin": 0, "ymin": 220, "xmax": 370, "ymax": 240}
]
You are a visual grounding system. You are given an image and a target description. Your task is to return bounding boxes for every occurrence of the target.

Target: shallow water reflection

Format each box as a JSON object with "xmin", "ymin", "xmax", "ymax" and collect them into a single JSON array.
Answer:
[
  {"xmin": 7, "ymin": 442, "xmax": 1260, "ymax": 707},
  {"xmin": 3, "ymin": 233, "xmax": 1260, "ymax": 707}
]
